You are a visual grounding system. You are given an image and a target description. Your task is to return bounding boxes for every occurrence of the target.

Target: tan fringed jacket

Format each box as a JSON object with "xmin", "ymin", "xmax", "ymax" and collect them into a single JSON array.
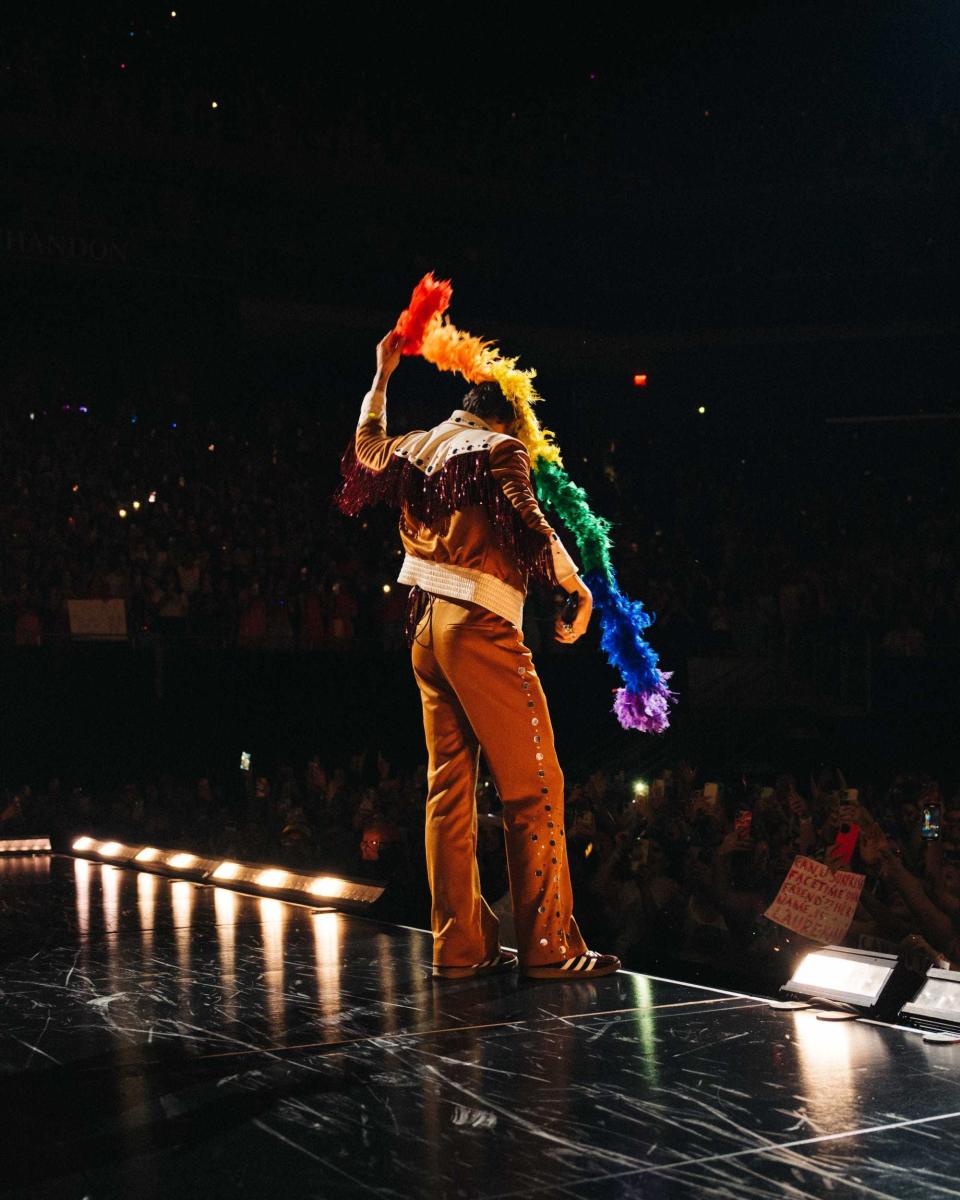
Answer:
[{"xmin": 336, "ymin": 389, "xmax": 578, "ymax": 627}]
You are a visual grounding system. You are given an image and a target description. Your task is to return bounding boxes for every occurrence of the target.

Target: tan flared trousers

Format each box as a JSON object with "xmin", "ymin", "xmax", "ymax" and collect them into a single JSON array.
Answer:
[{"xmin": 411, "ymin": 595, "xmax": 588, "ymax": 967}]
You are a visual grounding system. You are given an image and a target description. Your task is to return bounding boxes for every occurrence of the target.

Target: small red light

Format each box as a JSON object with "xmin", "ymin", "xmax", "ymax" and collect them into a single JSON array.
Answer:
[{"xmin": 633, "ymin": 373, "xmax": 648, "ymax": 388}]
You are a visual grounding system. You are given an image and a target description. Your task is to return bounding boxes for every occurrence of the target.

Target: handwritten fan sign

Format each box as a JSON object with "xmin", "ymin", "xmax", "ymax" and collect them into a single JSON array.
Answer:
[{"xmin": 765, "ymin": 855, "xmax": 865, "ymax": 945}]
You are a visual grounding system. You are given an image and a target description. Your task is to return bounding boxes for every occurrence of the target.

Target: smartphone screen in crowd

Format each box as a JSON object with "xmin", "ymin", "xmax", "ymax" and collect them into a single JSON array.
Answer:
[
  {"xmin": 832, "ymin": 824, "xmax": 860, "ymax": 866},
  {"xmin": 922, "ymin": 803, "xmax": 942, "ymax": 841},
  {"xmin": 240, "ymin": 751, "xmax": 251, "ymax": 772}
]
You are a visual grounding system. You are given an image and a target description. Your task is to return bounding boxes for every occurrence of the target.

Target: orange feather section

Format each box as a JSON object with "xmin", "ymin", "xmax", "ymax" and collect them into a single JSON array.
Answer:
[
  {"xmin": 419, "ymin": 320, "xmax": 496, "ymax": 384},
  {"xmin": 394, "ymin": 273, "xmax": 453, "ymax": 355}
]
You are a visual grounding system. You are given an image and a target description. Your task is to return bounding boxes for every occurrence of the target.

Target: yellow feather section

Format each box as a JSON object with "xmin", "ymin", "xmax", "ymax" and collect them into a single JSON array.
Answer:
[{"xmin": 419, "ymin": 317, "xmax": 563, "ymax": 469}]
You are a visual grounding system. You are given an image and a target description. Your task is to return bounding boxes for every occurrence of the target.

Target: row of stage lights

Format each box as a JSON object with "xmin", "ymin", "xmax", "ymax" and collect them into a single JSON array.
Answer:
[
  {"xmin": 0, "ymin": 837, "xmax": 52, "ymax": 853},
  {"xmin": 70, "ymin": 836, "xmax": 383, "ymax": 907}
]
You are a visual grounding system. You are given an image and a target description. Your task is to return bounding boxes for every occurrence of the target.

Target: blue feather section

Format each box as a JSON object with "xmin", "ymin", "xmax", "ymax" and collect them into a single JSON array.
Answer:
[{"xmin": 585, "ymin": 569, "xmax": 661, "ymax": 694}]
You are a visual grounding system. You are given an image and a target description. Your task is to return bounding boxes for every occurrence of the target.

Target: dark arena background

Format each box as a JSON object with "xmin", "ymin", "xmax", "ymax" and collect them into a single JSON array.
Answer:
[{"xmin": 3, "ymin": 4, "xmax": 960, "ymax": 1197}]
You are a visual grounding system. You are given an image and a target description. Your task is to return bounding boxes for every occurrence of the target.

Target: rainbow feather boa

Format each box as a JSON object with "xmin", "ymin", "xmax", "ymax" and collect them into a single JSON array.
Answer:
[{"xmin": 392, "ymin": 274, "xmax": 675, "ymax": 733}]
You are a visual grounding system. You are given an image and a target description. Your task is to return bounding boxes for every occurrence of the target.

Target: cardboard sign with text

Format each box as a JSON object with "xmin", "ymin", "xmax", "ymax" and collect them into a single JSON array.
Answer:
[{"xmin": 765, "ymin": 855, "xmax": 865, "ymax": 945}]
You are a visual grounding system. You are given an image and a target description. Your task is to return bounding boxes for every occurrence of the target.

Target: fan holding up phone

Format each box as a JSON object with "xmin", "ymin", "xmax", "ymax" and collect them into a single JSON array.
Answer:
[{"xmin": 832, "ymin": 788, "xmax": 861, "ymax": 867}]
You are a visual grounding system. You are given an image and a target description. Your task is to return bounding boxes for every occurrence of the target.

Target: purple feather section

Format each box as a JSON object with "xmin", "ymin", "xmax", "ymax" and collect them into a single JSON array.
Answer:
[
  {"xmin": 335, "ymin": 441, "xmax": 556, "ymax": 586},
  {"xmin": 612, "ymin": 680, "xmax": 674, "ymax": 733}
]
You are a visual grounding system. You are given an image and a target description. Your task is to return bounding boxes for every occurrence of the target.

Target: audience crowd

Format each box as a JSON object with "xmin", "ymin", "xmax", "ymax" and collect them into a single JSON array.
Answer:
[{"xmin": 3, "ymin": 392, "xmax": 960, "ymax": 676}]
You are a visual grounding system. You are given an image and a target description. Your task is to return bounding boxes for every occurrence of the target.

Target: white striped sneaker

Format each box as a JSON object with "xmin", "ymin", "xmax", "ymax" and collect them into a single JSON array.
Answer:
[
  {"xmin": 432, "ymin": 950, "xmax": 519, "ymax": 979},
  {"xmin": 522, "ymin": 950, "xmax": 620, "ymax": 979}
]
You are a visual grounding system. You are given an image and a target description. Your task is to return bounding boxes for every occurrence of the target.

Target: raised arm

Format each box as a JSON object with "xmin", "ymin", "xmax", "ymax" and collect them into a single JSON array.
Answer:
[{"xmin": 355, "ymin": 331, "xmax": 404, "ymax": 472}]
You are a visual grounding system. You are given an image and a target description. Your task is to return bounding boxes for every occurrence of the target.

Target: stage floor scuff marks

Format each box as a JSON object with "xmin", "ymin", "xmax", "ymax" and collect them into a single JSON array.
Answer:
[{"xmin": 2, "ymin": 854, "xmax": 959, "ymax": 1198}]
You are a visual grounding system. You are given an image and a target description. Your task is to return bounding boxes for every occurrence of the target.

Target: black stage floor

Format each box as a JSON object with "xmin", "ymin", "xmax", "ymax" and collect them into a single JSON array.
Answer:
[{"xmin": 3, "ymin": 855, "xmax": 960, "ymax": 1199}]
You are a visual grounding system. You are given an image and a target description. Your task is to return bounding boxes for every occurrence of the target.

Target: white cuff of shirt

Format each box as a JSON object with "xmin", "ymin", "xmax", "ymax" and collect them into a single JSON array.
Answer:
[
  {"xmin": 550, "ymin": 533, "xmax": 579, "ymax": 584},
  {"xmin": 359, "ymin": 388, "xmax": 386, "ymax": 429}
]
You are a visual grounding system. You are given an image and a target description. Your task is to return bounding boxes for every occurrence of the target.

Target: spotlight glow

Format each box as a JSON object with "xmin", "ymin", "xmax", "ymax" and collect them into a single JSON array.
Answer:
[
  {"xmin": 98, "ymin": 842, "xmax": 123, "ymax": 857},
  {"xmin": 72, "ymin": 837, "xmax": 94, "ymax": 851},
  {"xmin": 168, "ymin": 852, "xmax": 197, "ymax": 869},
  {"xmin": 135, "ymin": 846, "xmax": 161, "ymax": 862},
  {"xmin": 213, "ymin": 861, "xmax": 241, "ymax": 880}
]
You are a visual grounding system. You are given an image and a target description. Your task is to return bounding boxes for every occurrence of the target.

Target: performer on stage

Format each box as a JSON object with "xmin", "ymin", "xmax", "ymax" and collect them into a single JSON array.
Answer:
[{"xmin": 339, "ymin": 330, "xmax": 620, "ymax": 980}]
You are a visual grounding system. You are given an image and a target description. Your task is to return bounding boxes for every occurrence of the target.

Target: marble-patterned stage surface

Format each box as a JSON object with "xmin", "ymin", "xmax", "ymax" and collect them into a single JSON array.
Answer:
[{"xmin": 2, "ymin": 855, "xmax": 960, "ymax": 1199}]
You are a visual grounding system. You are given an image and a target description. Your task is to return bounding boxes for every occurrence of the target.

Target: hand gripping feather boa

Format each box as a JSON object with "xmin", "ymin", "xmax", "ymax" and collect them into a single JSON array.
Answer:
[{"xmin": 390, "ymin": 273, "xmax": 674, "ymax": 733}]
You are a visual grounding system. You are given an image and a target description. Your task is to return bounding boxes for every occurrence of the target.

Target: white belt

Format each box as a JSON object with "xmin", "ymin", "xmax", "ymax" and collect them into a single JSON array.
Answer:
[{"xmin": 397, "ymin": 555, "xmax": 524, "ymax": 628}]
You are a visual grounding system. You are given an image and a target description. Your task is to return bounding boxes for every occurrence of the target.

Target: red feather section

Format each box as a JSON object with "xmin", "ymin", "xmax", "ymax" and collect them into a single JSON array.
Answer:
[
  {"xmin": 394, "ymin": 273, "xmax": 453, "ymax": 356},
  {"xmin": 335, "ymin": 443, "xmax": 556, "ymax": 587}
]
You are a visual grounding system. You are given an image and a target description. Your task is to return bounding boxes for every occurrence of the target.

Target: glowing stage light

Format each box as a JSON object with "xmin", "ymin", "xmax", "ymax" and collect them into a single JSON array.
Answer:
[
  {"xmin": 307, "ymin": 876, "xmax": 346, "ymax": 900},
  {"xmin": 72, "ymin": 836, "xmax": 94, "ymax": 851},
  {"xmin": 787, "ymin": 948, "xmax": 893, "ymax": 1005},
  {"xmin": 780, "ymin": 945, "xmax": 916, "ymax": 1019},
  {"xmin": 98, "ymin": 842, "xmax": 124, "ymax": 858},
  {"xmin": 118, "ymin": 508, "xmax": 128, "ymax": 519},
  {"xmin": 211, "ymin": 101, "xmax": 219, "ymax": 110},
  {"xmin": 132, "ymin": 500, "xmax": 141, "ymax": 510},
  {"xmin": 633, "ymin": 374, "xmax": 648, "ymax": 388},
  {"xmin": 148, "ymin": 491, "xmax": 157, "ymax": 503},
  {"xmin": 213, "ymin": 861, "xmax": 241, "ymax": 880},
  {"xmin": 382, "ymin": 584, "xmax": 391, "ymax": 594},
  {"xmin": 134, "ymin": 846, "xmax": 161, "ymax": 862},
  {"xmin": 167, "ymin": 852, "xmax": 197, "ymax": 870},
  {"xmin": 256, "ymin": 869, "xmax": 289, "ymax": 889},
  {"xmin": 698, "ymin": 406, "xmax": 706, "ymax": 414}
]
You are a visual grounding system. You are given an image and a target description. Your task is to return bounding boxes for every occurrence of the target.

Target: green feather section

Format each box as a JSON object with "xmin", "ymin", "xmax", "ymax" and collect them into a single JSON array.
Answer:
[{"xmin": 533, "ymin": 460, "xmax": 614, "ymax": 579}]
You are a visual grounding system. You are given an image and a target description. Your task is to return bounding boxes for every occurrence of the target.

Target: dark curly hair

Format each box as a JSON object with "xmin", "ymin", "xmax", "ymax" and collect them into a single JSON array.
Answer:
[{"xmin": 460, "ymin": 381, "xmax": 515, "ymax": 426}]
